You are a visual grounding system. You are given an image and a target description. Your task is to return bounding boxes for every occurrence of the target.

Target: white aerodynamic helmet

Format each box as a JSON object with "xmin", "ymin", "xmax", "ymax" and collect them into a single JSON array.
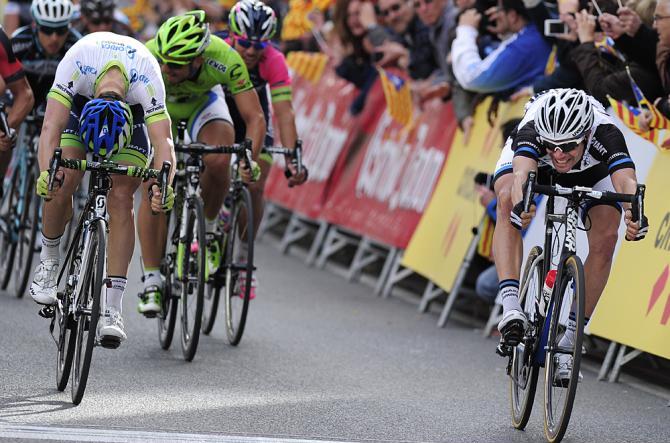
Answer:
[
  {"xmin": 31, "ymin": 0, "xmax": 74, "ymax": 28},
  {"xmin": 534, "ymin": 89, "xmax": 594, "ymax": 144}
]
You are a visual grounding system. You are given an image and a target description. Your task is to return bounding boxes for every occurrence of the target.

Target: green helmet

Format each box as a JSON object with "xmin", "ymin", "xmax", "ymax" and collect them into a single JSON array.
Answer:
[{"xmin": 156, "ymin": 10, "xmax": 211, "ymax": 64}]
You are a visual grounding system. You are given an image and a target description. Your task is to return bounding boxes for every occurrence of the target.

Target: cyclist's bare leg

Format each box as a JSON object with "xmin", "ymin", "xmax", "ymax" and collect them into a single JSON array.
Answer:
[
  {"xmin": 41, "ymin": 146, "xmax": 84, "ymax": 239},
  {"xmin": 583, "ymin": 204, "xmax": 620, "ymax": 316},
  {"xmin": 137, "ymin": 183, "xmax": 167, "ymax": 270},
  {"xmin": 106, "ymin": 172, "xmax": 141, "ymax": 277},
  {"xmin": 246, "ymin": 157, "xmax": 271, "ymax": 236},
  {"xmin": 493, "ymin": 173, "xmax": 523, "ymax": 283},
  {"xmin": 198, "ymin": 120, "xmax": 234, "ymax": 220}
]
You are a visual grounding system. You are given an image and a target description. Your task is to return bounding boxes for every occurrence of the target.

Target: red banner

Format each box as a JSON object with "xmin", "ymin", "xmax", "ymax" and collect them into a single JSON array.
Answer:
[
  {"xmin": 264, "ymin": 72, "xmax": 358, "ymax": 219},
  {"xmin": 319, "ymin": 76, "xmax": 458, "ymax": 249}
]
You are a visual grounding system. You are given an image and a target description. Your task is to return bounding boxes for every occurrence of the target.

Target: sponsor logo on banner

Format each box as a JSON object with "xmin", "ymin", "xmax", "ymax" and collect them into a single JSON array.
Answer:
[{"xmin": 355, "ymin": 112, "xmax": 445, "ymax": 212}]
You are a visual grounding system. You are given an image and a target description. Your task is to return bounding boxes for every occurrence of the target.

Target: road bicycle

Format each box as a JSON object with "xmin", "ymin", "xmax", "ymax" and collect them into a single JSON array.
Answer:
[
  {"xmin": 40, "ymin": 149, "xmax": 169, "ymax": 404},
  {"xmin": 201, "ymin": 141, "xmax": 305, "ymax": 345},
  {"xmin": 0, "ymin": 105, "xmax": 42, "ymax": 297},
  {"xmin": 157, "ymin": 121, "xmax": 256, "ymax": 357},
  {"xmin": 501, "ymin": 170, "xmax": 645, "ymax": 442}
]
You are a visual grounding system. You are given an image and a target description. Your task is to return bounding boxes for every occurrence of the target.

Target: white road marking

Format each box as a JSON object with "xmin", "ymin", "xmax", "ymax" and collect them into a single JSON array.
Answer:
[{"xmin": 0, "ymin": 424, "xmax": 359, "ymax": 443}]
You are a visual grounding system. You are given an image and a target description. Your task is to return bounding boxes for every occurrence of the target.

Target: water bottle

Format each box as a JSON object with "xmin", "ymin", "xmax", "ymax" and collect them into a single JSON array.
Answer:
[{"xmin": 539, "ymin": 269, "xmax": 557, "ymax": 317}]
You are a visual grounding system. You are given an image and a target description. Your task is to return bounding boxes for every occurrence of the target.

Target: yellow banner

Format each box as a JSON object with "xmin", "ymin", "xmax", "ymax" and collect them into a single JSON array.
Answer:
[
  {"xmin": 402, "ymin": 98, "xmax": 524, "ymax": 290},
  {"xmin": 590, "ymin": 150, "xmax": 670, "ymax": 359}
]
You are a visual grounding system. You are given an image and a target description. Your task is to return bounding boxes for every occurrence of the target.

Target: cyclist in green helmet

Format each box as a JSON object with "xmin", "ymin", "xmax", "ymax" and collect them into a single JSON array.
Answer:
[{"xmin": 137, "ymin": 10, "xmax": 265, "ymax": 316}]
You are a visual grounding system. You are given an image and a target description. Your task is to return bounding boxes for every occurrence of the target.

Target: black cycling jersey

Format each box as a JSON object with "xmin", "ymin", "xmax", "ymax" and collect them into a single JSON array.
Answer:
[
  {"xmin": 71, "ymin": 19, "xmax": 136, "ymax": 39},
  {"xmin": 11, "ymin": 26, "xmax": 82, "ymax": 107},
  {"xmin": 502, "ymin": 92, "xmax": 636, "ymax": 188}
]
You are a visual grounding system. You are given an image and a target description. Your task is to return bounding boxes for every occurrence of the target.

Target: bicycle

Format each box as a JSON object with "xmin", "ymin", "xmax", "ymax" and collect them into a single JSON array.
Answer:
[
  {"xmin": 501, "ymin": 170, "xmax": 645, "ymax": 442},
  {"xmin": 201, "ymin": 141, "xmax": 305, "ymax": 344},
  {"xmin": 40, "ymin": 149, "xmax": 170, "ymax": 405},
  {"xmin": 0, "ymin": 105, "xmax": 42, "ymax": 297},
  {"xmin": 157, "ymin": 121, "xmax": 255, "ymax": 357}
]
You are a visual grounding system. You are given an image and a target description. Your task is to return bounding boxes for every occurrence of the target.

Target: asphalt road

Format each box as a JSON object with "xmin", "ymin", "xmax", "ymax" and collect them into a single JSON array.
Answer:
[{"xmin": 0, "ymin": 237, "xmax": 668, "ymax": 443}]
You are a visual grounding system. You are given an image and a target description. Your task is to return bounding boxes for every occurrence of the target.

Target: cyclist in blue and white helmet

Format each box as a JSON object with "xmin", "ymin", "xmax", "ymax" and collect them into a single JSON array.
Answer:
[{"xmin": 79, "ymin": 97, "xmax": 133, "ymax": 158}]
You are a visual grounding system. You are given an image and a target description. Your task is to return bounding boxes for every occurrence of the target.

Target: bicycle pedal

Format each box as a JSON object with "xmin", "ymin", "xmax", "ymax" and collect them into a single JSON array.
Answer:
[
  {"xmin": 38, "ymin": 306, "xmax": 55, "ymax": 319},
  {"xmin": 142, "ymin": 312, "xmax": 158, "ymax": 319},
  {"xmin": 496, "ymin": 341, "xmax": 512, "ymax": 358},
  {"xmin": 500, "ymin": 320, "xmax": 524, "ymax": 347},
  {"xmin": 100, "ymin": 336, "xmax": 121, "ymax": 349}
]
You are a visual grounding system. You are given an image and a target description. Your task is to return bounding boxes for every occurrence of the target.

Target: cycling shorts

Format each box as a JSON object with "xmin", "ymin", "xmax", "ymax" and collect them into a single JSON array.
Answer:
[{"xmin": 168, "ymin": 85, "xmax": 233, "ymax": 142}]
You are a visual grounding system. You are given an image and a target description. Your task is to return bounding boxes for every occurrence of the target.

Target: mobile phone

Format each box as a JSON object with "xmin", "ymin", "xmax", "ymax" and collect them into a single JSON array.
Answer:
[{"xmin": 544, "ymin": 19, "xmax": 568, "ymax": 37}]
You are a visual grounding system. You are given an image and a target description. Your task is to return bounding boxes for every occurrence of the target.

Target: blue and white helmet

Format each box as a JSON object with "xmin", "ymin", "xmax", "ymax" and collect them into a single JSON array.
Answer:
[
  {"xmin": 31, "ymin": 0, "xmax": 74, "ymax": 28},
  {"xmin": 79, "ymin": 98, "xmax": 133, "ymax": 158}
]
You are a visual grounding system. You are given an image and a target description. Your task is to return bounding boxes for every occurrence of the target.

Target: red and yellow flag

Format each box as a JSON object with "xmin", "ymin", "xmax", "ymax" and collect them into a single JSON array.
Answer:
[{"xmin": 378, "ymin": 68, "xmax": 413, "ymax": 128}]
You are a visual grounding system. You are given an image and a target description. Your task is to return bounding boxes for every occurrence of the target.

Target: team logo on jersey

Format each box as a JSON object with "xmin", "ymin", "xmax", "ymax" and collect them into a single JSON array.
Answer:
[
  {"xmin": 206, "ymin": 59, "xmax": 227, "ymax": 73},
  {"xmin": 130, "ymin": 68, "xmax": 150, "ymax": 84},
  {"xmin": 127, "ymin": 47, "xmax": 137, "ymax": 60},
  {"xmin": 76, "ymin": 61, "xmax": 97, "ymax": 75},
  {"xmin": 230, "ymin": 64, "xmax": 243, "ymax": 81}
]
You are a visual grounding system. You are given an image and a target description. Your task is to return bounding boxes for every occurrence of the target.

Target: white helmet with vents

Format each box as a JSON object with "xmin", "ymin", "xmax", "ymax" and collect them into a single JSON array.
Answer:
[
  {"xmin": 534, "ymin": 89, "xmax": 594, "ymax": 144},
  {"xmin": 31, "ymin": 0, "xmax": 74, "ymax": 27}
]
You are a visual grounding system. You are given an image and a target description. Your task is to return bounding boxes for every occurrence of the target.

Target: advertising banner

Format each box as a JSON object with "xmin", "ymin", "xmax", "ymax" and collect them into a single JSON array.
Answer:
[
  {"xmin": 264, "ymin": 72, "xmax": 358, "ymax": 219},
  {"xmin": 401, "ymin": 98, "xmax": 525, "ymax": 291},
  {"xmin": 319, "ymin": 81, "xmax": 457, "ymax": 249}
]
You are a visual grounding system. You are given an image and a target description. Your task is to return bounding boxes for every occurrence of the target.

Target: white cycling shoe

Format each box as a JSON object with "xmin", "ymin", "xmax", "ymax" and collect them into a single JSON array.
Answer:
[
  {"xmin": 553, "ymin": 353, "xmax": 584, "ymax": 387},
  {"xmin": 99, "ymin": 308, "xmax": 127, "ymax": 349},
  {"xmin": 498, "ymin": 309, "xmax": 528, "ymax": 346},
  {"xmin": 29, "ymin": 259, "xmax": 59, "ymax": 305}
]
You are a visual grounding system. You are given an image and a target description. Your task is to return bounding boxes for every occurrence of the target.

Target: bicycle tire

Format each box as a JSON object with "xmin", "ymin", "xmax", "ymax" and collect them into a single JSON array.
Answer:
[
  {"xmin": 180, "ymin": 196, "xmax": 205, "ymax": 361},
  {"xmin": 13, "ymin": 174, "xmax": 39, "ymax": 297},
  {"xmin": 158, "ymin": 206, "xmax": 180, "ymax": 350},
  {"xmin": 202, "ymin": 233, "xmax": 224, "ymax": 335},
  {"xmin": 55, "ymin": 222, "xmax": 84, "ymax": 392},
  {"xmin": 0, "ymin": 166, "xmax": 20, "ymax": 290},
  {"xmin": 71, "ymin": 220, "xmax": 105, "ymax": 405},
  {"xmin": 510, "ymin": 246, "xmax": 543, "ymax": 430},
  {"xmin": 544, "ymin": 254, "xmax": 585, "ymax": 443},
  {"xmin": 224, "ymin": 186, "xmax": 254, "ymax": 346}
]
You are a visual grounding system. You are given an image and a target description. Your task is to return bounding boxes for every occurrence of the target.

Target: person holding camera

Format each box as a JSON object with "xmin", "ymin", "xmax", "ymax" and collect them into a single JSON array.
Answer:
[{"xmin": 451, "ymin": 0, "xmax": 551, "ymax": 94}]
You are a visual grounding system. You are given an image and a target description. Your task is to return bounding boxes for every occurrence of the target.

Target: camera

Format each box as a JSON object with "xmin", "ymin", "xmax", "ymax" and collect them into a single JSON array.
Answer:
[{"xmin": 544, "ymin": 19, "xmax": 568, "ymax": 37}]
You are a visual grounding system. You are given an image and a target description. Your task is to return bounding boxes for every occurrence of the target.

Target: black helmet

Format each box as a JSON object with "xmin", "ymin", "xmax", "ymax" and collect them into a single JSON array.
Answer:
[{"xmin": 80, "ymin": 0, "xmax": 115, "ymax": 21}]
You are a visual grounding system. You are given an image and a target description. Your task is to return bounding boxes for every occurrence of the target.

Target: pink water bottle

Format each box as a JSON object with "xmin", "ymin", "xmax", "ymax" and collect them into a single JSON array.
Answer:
[{"xmin": 539, "ymin": 269, "xmax": 557, "ymax": 317}]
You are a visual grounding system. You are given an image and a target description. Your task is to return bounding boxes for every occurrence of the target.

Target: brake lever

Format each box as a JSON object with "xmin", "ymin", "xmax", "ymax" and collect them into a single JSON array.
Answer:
[{"xmin": 523, "ymin": 171, "xmax": 536, "ymax": 213}]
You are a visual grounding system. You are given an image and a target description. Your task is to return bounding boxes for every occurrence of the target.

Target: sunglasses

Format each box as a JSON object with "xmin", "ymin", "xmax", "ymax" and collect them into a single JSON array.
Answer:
[
  {"xmin": 235, "ymin": 37, "xmax": 267, "ymax": 50},
  {"xmin": 380, "ymin": 3, "xmax": 404, "ymax": 17},
  {"xmin": 38, "ymin": 25, "xmax": 69, "ymax": 36},
  {"xmin": 413, "ymin": 0, "xmax": 433, "ymax": 8},
  {"xmin": 89, "ymin": 17, "xmax": 113, "ymax": 26},
  {"xmin": 158, "ymin": 59, "xmax": 188, "ymax": 70},
  {"xmin": 542, "ymin": 135, "xmax": 585, "ymax": 153}
]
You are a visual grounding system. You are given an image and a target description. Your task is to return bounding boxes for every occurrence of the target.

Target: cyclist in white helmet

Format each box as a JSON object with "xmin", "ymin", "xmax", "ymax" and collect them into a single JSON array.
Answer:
[{"xmin": 491, "ymin": 88, "xmax": 648, "ymax": 383}]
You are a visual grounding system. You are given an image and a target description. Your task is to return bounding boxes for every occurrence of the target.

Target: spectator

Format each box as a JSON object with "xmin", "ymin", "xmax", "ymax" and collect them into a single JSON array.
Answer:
[
  {"xmin": 571, "ymin": 8, "xmax": 663, "ymax": 106},
  {"xmin": 3, "ymin": 1, "xmax": 34, "ymax": 35},
  {"xmin": 377, "ymin": 0, "xmax": 438, "ymax": 80},
  {"xmin": 654, "ymin": 0, "xmax": 670, "ymax": 117},
  {"xmin": 414, "ymin": 0, "xmax": 458, "ymax": 102},
  {"xmin": 451, "ymin": 0, "xmax": 551, "ymax": 94},
  {"xmin": 357, "ymin": 1, "xmax": 411, "ymax": 69},
  {"xmin": 332, "ymin": 0, "xmax": 379, "ymax": 114}
]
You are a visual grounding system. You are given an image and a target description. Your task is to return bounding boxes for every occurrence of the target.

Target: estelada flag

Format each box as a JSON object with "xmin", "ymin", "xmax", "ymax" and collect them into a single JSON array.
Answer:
[{"xmin": 377, "ymin": 68, "xmax": 413, "ymax": 128}]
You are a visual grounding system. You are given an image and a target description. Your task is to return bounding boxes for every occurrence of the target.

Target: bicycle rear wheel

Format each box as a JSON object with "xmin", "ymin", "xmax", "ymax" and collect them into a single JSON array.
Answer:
[
  {"xmin": 180, "ymin": 196, "xmax": 205, "ymax": 361},
  {"xmin": 158, "ymin": 207, "xmax": 179, "ymax": 350},
  {"xmin": 510, "ymin": 246, "xmax": 543, "ymax": 430},
  {"xmin": 224, "ymin": 186, "xmax": 254, "ymax": 346},
  {"xmin": 202, "ymin": 232, "xmax": 224, "ymax": 335},
  {"xmin": 71, "ymin": 221, "xmax": 105, "ymax": 405},
  {"xmin": 13, "ymin": 173, "xmax": 39, "ymax": 297},
  {"xmin": 544, "ymin": 254, "xmax": 585, "ymax": 443},
  {"xmin": 0, "ymin": 166, "xmax": 20, "ymax": 290}
]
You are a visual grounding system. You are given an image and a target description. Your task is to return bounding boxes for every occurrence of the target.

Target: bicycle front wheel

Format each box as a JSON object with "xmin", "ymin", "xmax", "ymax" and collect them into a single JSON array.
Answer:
[
  {"xmin": 159, "ymin": 206, "xmax": 180, "ymax": 350},
  {"xmin": 510, "ymin": 246, "xmax": 543, "ymax": 430},
  {"xmin": 224, "ymin": 186, "xmax": 254, "ymax": 346},
  {"xmin": 544, "ymin": 254, "xmax": 585, "ymax": 443},
  {"xmin": 13, "ymin": 174, "xmax": 39, "ymax": 297},
  {"xmin": 0, "ymin": 165, "xmax": 20, "ymax": 290},
  {"xmin": 71, "ymin": 220, "xmax": 105, "ymax": 405},
  {"xmin": 180, "ymin": 197, "xmax": 205, "ymax": 362}
]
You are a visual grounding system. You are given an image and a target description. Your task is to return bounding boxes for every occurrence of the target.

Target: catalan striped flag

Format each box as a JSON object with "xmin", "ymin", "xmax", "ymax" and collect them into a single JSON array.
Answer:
[
  {"xmin": 544, "ymin": 45, "xmax": 557, "ymax": 76},
  {"xmin": 378, "ymin": 68, "xmax": 413, "ymax": 128},
  {"xmin": 608, "ymin": 96, "xmax": 670, "ymax": 149},
  {"xmin": 626, "ymin": 67, "xmax": 670, "ymax": 131},
  {"xmin": 595, "ymin": 36, "xmax": 626, "ymax": 62},
  {"xmin": 476, "ymin": 215, "xmax": 495, "ymax": 260},
  {"xmin": 286, "ymin": 51, "xmax": 329, "ymax": 84}
]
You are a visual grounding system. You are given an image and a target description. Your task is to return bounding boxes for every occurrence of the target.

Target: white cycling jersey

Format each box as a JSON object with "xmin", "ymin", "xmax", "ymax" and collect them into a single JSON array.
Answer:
[{"xmin": 47, "ymin": 32, "xmax": 168, "ymax": 125}]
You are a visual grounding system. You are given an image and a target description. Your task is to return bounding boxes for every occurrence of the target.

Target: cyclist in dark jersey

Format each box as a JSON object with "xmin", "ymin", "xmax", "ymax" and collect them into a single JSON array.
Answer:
[
  {"xmin": 222, "ymin": 0, "xmax": 308, "ymax": 299},
  {"xmin": 11, "ymin": 0, "xmax": 82, "ymax": 108},
  {"xmin": 72, "ymin": 0, "xmax": 135, "ymax": 37},
  {"xmin": 0, "ymin": 25, "xmax": 34, "ymax": 192},
  {"xmin": 492, "ymin": 88, "xmax": 647, "ymax": 384}
]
